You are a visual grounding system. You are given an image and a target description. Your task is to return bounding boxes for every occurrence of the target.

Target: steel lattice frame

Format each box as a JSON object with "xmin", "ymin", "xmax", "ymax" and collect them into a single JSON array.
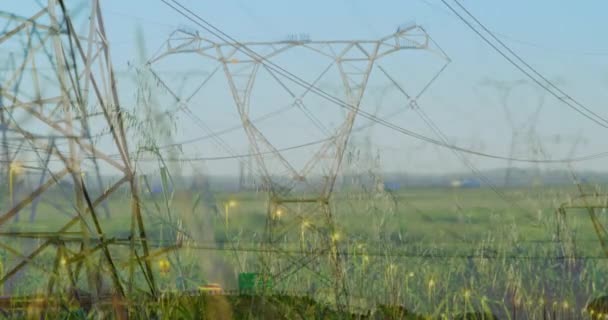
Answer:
[
  {"xmin": 480, "ymin": 79, "xmax": 555, "ymax": 187},
  {"xmin": 0, "ymin": 0, "xmax": 158, "ymax": 306},
  {"xmin": 149, "ymin": 26, "xmax": 447, "ymax": 307},
  {"xmin": 557, "ymin": 192, "xmax": 608, "ymax": 259}
]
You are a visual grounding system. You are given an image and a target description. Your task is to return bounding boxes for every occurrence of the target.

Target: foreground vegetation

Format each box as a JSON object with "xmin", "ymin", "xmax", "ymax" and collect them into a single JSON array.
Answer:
[{"xmin": 1, "ymin": 183, "xmax": 608, "ymax": 318}]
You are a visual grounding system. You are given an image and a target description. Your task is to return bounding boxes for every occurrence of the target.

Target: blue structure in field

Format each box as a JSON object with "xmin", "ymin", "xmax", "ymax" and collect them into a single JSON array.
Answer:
[
  {"xmin": 151, "ymin": 184, "xmax": 164, "ymax": 194},
  {"xmin": 148, "ymin": 182, "xmax": 174, "ymax": 196},
  {"xmin": 460, "ymin": 178, "xmax": 481, "ymax": 188},
  {"xmin": 384, "ymin": 182, "xmax": 401, "ymax": 191}
]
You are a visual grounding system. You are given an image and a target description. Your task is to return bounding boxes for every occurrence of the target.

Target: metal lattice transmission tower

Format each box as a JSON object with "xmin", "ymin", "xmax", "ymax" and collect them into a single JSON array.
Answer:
[
  {"xmin": 0, "ymin": 0, "xmax": 157, "ymax": 302},
  {"xmin": 238, "ymin": 150, "xmax": 257, "ymax": 191},
  {"xmin": 150, "ymin": 25, "xmax": 445, "ymax": 306},
  {"xmin": 480, "ymin": 78, "xmax": 557, "ymax": 187}
]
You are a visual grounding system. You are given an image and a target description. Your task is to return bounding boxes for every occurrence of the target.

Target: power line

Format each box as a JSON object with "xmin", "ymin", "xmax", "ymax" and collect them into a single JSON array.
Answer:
[
  {"xmin": 416, "ymin": 0, "xmax": 608, "ymax": 56},
  {"xmin": 378, "ymin": 63, "xmax": 531, "ymax": 215},
  {"xmin": 156, "ymin": 0, "xmax": 608, "ymax": 223},
  {"xmin": 15, "ymin": 1, "xmax": 608, "ymax": 168},
  {"xmin": 450, "ymin": 0, "xmax": 608, "ymax": 126},
  {"xmin": 125, "ymin": 137, "xmax": 328, "ymax": 162},
  {"xmin": 158, "ymin": 0, "xmax": 608, "ymax": 167},
  {"xmin": 439, "ymin": 0, "xmax": 608, "ymax": 129},
  {"xmin": 8, "ymin": 1, "xmax": 608, "ymax": 168},
  {"xmin": 108, "ymin": 239, "xmax": 608, "ymax": 261}
]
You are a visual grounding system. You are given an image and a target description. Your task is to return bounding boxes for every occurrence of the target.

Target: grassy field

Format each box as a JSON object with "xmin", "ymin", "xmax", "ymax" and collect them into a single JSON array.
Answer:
[{"xmin": 1, "ymin": 183, "xmax": 608, "ymax": 318}]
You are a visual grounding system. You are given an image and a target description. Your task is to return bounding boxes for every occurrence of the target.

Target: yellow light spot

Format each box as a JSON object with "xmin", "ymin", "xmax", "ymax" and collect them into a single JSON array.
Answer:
[
  {"xmin": 464, "ymin": 289, "xmax": 471, "ymax": 299},
  {"xmin": 9, "ymin": 161, "xmax": 23, "ymax": 175},
  {"xmin": 275, "ymin": 209, "xmax": 283, "ymax": 217},
  {"xmin": 362, "ymin": 255, "xmax": 369, "ymax": 263},
  {"xmin": 301, "ymin": 220, "xmax": 310, "ymax": 228},
  {"xmin": 428, "ymin": 279, "xmax": 435, "ymax": 289},
  {"xmin": 60, "ymin": 257, "xmax": 67, "ymax": 266},
  {"xmin": 228, "ymin": 200, "xmax": 237, "ymax": 208},
  {"xmin": 408, "ymin": 272, "xmax": 414, "ymax": 278},
  {"xmin": 331, "ymin": 232, "xmax": 341, "ymax": 242},
  {"xmin": 9, "ymin": 161, "xmax": 23, "ymax": 206},
  {"xmin": 563, "ymin": 301, "xmax": 569, "ymax": 309},
  {"xmin": 158, "ymin": 259, "xmax": 170, "ymax": 274}
]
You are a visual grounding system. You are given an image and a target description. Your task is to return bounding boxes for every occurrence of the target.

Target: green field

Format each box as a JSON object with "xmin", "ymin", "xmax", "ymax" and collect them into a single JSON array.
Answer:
[{"xmin": 2, "ymin": 183, "xmax": 608, "ymax": 318}]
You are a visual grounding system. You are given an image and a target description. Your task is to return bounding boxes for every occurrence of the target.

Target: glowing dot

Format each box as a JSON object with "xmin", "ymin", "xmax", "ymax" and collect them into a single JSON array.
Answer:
[
  {"xmin": 408, "ymin": 272, "xmax": 414, "ymax": 278},
  {"xmin": 60, "ymin": 257, "xmax": 67, "ymax": 266},
  {"xmin": 275, "ymin": 209, "xmax": 283, "ymax": 217},
  {"xmin": 10, "ymin": 162, "xmax": 23, "ymax": 175},
  {"xmin": 464, "ymin": 290, "xmax": 471, "ymax": 299},
  {"xmin": 228, "ymin": 200, "xmax": 237, "ymax": 208},
  {"xmin": 331, "ymin": 232, "xmax": 341, "ymax": 241},
  {"xmin": 158, "ymin": 259, "xmax": 170, "ymax": 273}
]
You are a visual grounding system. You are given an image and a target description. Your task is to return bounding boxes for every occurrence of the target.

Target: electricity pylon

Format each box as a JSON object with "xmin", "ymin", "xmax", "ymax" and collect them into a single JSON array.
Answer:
[
  {"xmin": 238, "ymin": 154, "xmax": 256, "ymax": 191},
  {"xmin": 480, "ymin": 78, "xmax": 557, "ymax": 187},
  {"xmin": 150, "ymin": 25, "xmax": 447, "ymax": 308},
  {"xmin": 0, "ymin": 0, "xmax": 157, "ymax": 305}
]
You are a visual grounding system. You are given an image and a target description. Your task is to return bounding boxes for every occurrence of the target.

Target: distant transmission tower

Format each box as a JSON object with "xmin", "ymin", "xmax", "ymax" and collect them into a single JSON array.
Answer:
[
  {"xmin": 238, "ymin": 150, "xmax": 256, "ymax": 191},
  {"xmin": 480, "ymin": 78, "xmax": 556, "ymax": 187},
  {"xmin": 150, "ymin": 25, "xmax": 446, "ymax": 308},
  {"xmin": 0, "ymin": 0, "xmax": 157, "ymax": 304}
]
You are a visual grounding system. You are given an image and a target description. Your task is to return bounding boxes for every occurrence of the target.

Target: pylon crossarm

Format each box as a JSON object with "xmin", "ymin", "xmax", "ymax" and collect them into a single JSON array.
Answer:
[
  {"xmin": 559, "ymin": 192, "xmax": 608, "ymax": 259},
  {"xmin": 0, "ymin": 10, "xmax": 50, "ymax": 44},
  {"xmin": 119, "ymin": 244, "xmax": 181, "ymax": 268},
  {"xmin": 0, "ymin": 168, "xmax": 70, "ymax": 225},
  {"xmin": 64, "ymin": 239, "xmax": 117, "ymax": 264},
  {"xmin": 0, "ymin": 173, "xmax": 128, "ymax": 288},
  {"xmin": 273, "ymin": 249, "xmax": 334, "ymax": 286},
  {"xmin": 4, "ymin": 99, "xmax": 128, "ymax": 172},
  {"xmin": 0, "ymin": 241, "xmax": 60, "ymax": 279},
  {"xmin": 0, "ymin": 216, "xmax": 80, "ymax": 288},
  {"xmin": 588, "ymin": 209, "xmax": 608, "ymax": 258}
]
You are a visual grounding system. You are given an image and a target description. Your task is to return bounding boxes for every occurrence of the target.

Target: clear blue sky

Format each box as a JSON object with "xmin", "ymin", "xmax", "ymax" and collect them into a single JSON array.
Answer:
[{"xmin": 4, "ymin": 1, "xmax": 608, "ymax": 176}]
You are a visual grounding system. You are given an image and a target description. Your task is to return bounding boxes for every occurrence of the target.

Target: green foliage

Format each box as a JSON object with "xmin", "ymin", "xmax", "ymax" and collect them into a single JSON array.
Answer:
[{"xmin": 4, "ymin": 185, "xmax": 608, "ymax": 318}]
